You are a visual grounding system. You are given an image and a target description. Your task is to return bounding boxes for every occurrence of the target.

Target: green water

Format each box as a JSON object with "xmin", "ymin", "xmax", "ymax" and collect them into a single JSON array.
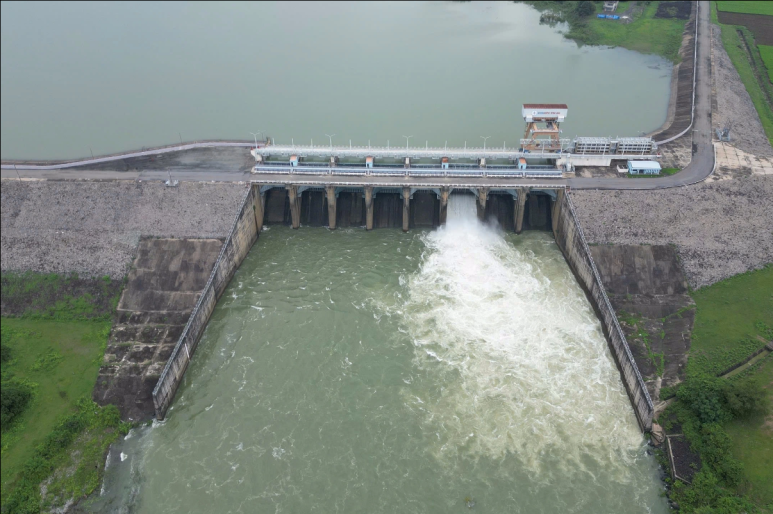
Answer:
[
  {"xmin": 95, "ymin": 202, "xmax": 667, "ymax": 513},
  {"xmin": 0, "ymin": 2, "xmax": 672, "ymax": 159}
]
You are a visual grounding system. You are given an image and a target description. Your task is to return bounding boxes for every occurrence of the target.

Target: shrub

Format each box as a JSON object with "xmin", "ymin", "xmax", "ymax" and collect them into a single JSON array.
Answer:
[
  {"xmin": 1, "ymin": 343, "xmax": 11, "ymax": 364},
  {"xmin": 576, "ymin": 1, "xmax": 595, "ymax": 17},
  {"xmin": 1, "ymin": 380, "xmax": 33, "ymax": 431},
  {"xmin": 724, "ymin": 378, "xmax": 767, "ymax": 419},
  {"xmin": 699, "ymin": 423, "xmax": 744, "ymax": 487},
  {"xmin": 677, "ymin": 375, "xmax": 731, "ymax": 424}
]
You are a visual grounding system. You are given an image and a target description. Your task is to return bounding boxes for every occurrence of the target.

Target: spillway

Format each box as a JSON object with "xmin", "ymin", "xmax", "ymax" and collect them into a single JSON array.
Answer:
[{"xmin": 95, "ymin": 195, "xmax": 667, "ymax": 513}]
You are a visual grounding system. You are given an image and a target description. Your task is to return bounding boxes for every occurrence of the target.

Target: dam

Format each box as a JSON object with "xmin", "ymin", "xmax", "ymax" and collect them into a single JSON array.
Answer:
[{"xmin": 94, "ymin": 194, "xmax": 666, "ymax": 513}]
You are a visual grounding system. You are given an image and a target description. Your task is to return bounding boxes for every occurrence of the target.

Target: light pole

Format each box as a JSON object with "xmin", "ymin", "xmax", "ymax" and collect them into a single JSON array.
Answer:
[
  {"xmin": 14, "ymin": 164, "xmax": 21, "ymax": 182},
  {"xmin": 481, "ymin": 136, "xmax": 491, "ymax": 151},
  {"xmin": 403, "ymin": 135, "xmax": 413, "ymax": 150},
  {"xmin": 325, "ymin": 133, "xmax": 335, "ymax": 148},
  {"xmin": 249, "ymin": 132, "xmax": 262, "ymax": 150}
]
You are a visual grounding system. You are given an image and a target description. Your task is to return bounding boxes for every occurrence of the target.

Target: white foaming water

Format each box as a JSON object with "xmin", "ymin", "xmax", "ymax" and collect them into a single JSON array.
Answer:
[{"xmin": 400, "ymin": 195, "xmax": 645, "ymax": 479}]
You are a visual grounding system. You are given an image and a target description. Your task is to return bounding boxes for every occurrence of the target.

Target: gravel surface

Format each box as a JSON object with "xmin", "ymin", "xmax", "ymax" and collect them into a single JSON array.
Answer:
[
  {"xmin": 1, "ymin": 180, "xmax": 247, "ymax": 278},
  {"xmin": 571, "ymin": 176, "xmax": 773, "ymax": 289},
  {"xmin": 712, "ymin": 23, "xmax": 773, "ymax": 158}
]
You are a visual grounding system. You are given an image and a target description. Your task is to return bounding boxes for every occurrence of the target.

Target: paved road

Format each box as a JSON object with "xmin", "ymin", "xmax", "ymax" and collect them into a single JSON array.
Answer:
[{"xmin": 1, "ymin": 2, "xmax": 712, "ymax": 191}]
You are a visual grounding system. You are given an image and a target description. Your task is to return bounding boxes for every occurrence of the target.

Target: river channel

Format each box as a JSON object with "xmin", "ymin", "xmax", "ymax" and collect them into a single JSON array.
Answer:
[
  {"xmin": 1, "ymin": 1, "xmax": 671, "ymax": 160},
  {"xmin": 89, "ymin": 196, "xmax": 667, "ymax": 513}
]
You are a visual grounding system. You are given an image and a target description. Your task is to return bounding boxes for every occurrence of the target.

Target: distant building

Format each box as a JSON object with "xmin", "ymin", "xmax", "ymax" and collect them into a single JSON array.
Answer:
[
  {"xmin": 604, "ymin": 1, "xmax": 619, "ymax": 12},
  {"xmin": 627, "ymin": 160, "xmax": 661, "ymax": 175}
]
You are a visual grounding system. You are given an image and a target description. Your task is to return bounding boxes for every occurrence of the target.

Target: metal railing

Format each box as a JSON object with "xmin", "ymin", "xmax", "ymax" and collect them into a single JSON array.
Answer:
[{"xmin": 565, "ymin": 193, "xmax": 654, "ymax": 413}]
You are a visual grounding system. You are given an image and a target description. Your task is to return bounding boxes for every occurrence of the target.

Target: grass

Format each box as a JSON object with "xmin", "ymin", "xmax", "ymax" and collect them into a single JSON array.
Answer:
[
  {"xmin": 724, "ymin": 356, "xmax": 773, "ymax": 507},
  {"xmin": 571, "ymin": 1, "xmax": 687, "ymax": 63},
  {"xmin": 760, "ymin": 45, "xmax": 773, "ymax": 82},
  {"xmin": 1, "ymin": 272, "xmax": 127, "ymax": 512},
  {"xmin": 1, "ymin": 272, "xmax": 122, "ymax": 321},
  {"xmin": 688, "ymin": 265, "xmax": 773, "ymax": 377},
  {"xmin": 713, "ymin": 2, "xmax": 773, "ymax": 148},
  {"xmin": 716, "ymin": 1, "xmax": 773, "ymax": 16},
  {"xmin": 0, "ymin": 319, "xmax": 112, "ymax": 504},
  {"xmin": 657, "ymin": 267, "xmax": 773, "ymax": 511},
  {"xmin": 524, "ymin": 1, "xmax": 689, "ymax": 63}
]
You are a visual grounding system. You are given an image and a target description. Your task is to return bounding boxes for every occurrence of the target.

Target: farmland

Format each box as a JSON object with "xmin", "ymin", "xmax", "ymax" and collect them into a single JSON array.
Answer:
[
  {"xmin": 760, "ymin": 45, "xmax": 773, "ymax": 82},
  {"xmin": 716, "ymin": 1, "xmax": 773, "ymax": 16}
]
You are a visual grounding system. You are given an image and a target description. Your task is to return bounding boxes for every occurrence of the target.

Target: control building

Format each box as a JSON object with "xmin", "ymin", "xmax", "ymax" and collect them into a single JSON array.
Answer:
[{"xmin": 521, "ymin": 104, "xmax": 569, "ymax": 153}]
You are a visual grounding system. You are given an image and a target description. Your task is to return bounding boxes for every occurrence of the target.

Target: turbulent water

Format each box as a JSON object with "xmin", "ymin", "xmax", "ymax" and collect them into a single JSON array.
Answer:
[{"xmin": 92, "ymin": 197, "xmax": 666, "ymax": 513}]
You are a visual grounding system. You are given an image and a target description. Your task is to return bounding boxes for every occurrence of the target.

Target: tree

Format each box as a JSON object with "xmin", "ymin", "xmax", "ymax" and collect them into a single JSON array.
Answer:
[
  {"xmin": 576, "ymin": 1, "xmax": 595, "ymax": 17},
  {"xmin": 1, "ymin": 381, "xmax": 33, "ymax": 431},
  {"xmin": 724, "ymin": 378, "xmax": 767, "ymax": 418}
]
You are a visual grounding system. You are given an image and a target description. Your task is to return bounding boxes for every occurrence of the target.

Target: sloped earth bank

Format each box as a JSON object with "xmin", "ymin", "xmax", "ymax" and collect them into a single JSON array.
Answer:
[
  {"xmin": 712, "ymin": 22, "xmax": 773, "ymax": 158},
  {"xmin": 570, "ymin": 175, "xmax": 773, "ymax": 289},
  {"xmin": 0, "ymin": 180, "xmax": 246, "ymax": 279}
]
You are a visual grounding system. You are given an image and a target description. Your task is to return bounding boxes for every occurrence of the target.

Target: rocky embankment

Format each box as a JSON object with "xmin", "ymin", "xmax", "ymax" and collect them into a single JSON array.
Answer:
[
  {"xmin": 571, "ymin": 175, "xmax": 773, "ymax": 289},
  {"xmin": 1, "ymin": 180, "xmax": 247, "ymax": 278}
]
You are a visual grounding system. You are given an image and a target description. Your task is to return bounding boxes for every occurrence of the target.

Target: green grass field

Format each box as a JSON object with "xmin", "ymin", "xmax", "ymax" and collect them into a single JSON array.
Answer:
[
  {"xmin": 571, "ymin": 1, "xmax": 687, "ymax": 63},
  {"xmin": 716, "ymin": 1, "xmax": 773, "ymax": 16},
  {"xmin": 724, "ymin": 356, "xmax": 773, "ymax": 507},
  {"xmin": 688, "ymin": 265, "xmax": 773, "ymax": 377},
  {"xmin": 0, "ymin": 319, "xmax": 110, "ymax": 498},
  {"xmin": 1, "ymin": 272, "xmax": 127, "ymax": 511},
  {"xmin": 760, "ymin": 45, "xmax": 773, "ymax": 82}
]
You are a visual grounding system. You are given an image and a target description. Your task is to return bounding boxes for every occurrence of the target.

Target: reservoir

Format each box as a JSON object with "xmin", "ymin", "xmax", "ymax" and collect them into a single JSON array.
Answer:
[
  {"xmin": 93, "ymin": 196, "xmax": 667, "ymax": 513},
  {"xmin": 0, "ymin": 1, "xmax": 671, "ymax": 160}
]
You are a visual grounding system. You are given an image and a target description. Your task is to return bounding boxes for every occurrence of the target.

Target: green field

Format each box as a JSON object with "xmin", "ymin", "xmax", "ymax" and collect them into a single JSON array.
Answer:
[
  {"xmin": 660, "ymin": 266, "xmax": 773, "ymax": 511},
  {"xmin": 524, "ymin": 1, "xmax": 689, "ymax": 63},
  {"xmin": 760, "ymin": 45, "xmax": 773, "ymax": 82},
  {"xmin": 725, "ymin": 356, "xmax": 773, "ymax": 507},
  {"xmin": 716, "ymin": 1, "xmax": 773, "ymax": 16},
  {"xmin": 572, "ymin": 1, "xmax": 687, "ymax": 63},
  {"xmin": 688, "ymin": 264, "xmax": 773, "ymax": 377},
  {"xmin": 0, "ymin": 320, "xmax": 111, "ymax": 501},
  {"xmin": 1, "ymin": 273, "xmax": 127, "ymax": 512}
]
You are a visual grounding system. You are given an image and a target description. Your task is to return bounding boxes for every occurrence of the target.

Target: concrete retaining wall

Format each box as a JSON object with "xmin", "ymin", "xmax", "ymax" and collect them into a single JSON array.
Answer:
[
  {"xmin": 152, "ymin": 185, "xmax": 261, "ymax": 419},
  {"xmin": 553, "ymin": 191, "xmax": 654, "ymax": 432}
]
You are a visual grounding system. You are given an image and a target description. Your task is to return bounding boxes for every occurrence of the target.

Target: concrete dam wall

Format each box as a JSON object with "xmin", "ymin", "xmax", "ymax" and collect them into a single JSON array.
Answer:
[
  {"xmin": 552, "ymin": 191, "xmax": 655, "ymax": 431},
  {"xmin": 152, "ymin": 185, "xmax": 261, "ymax": 419}
]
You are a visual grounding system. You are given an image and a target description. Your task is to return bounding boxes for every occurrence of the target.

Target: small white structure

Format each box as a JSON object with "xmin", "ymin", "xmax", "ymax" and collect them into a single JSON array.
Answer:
[
  {"xmin": 365, "ymin": 156, "xmax": 374, "ymax": 169},
  {"xmin": 627, "ymin": 160, "xmax": 661, "ymax": 175},
  {"xmin": 290, "ymin": 155, "xmax": 299, "ymax": 167},
  {"xmin": 522, "ymin": 104, "xmax": 567, "ymax": 122}
]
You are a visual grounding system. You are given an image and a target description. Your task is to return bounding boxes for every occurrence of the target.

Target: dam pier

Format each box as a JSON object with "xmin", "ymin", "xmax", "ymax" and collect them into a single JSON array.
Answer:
[{"xmin": 257, "ymin": 183, "xmax": 559, "ymax": 233}]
